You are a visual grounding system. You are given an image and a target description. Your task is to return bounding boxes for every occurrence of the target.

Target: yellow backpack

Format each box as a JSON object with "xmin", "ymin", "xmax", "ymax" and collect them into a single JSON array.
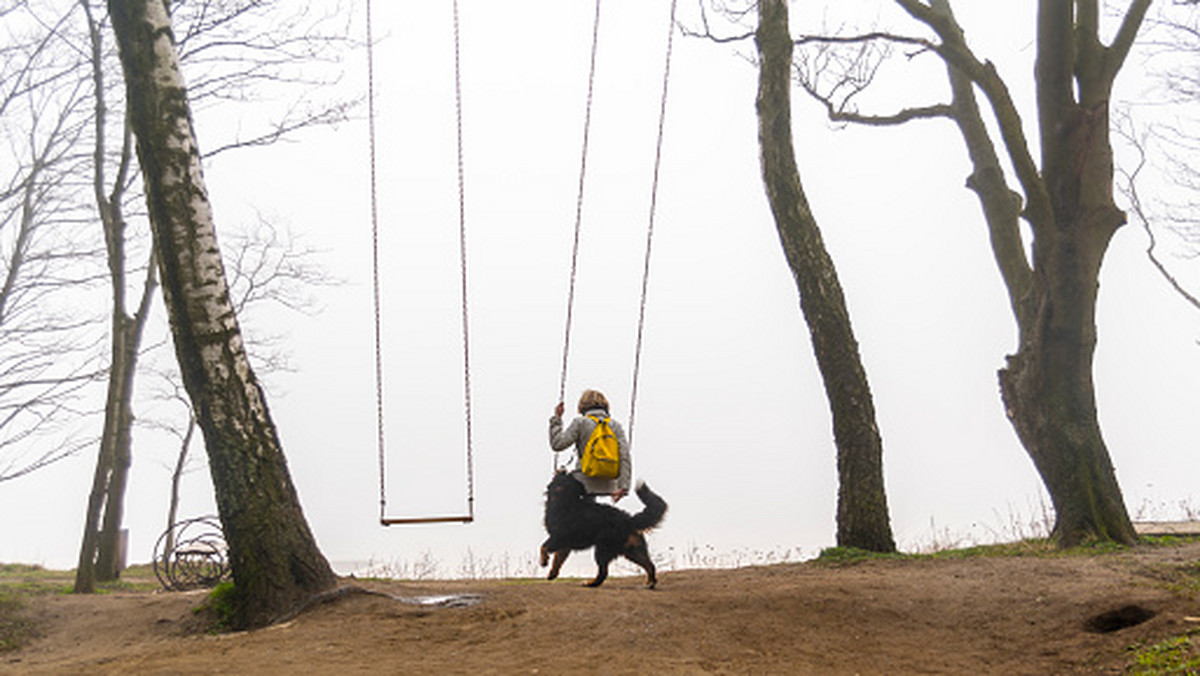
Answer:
[{"xmin": 581, "ymin": 415, "xmax": 620, "ymax": 479}]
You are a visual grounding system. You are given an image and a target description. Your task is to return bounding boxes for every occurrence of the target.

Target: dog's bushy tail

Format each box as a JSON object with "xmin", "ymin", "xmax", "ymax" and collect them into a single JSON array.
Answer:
[{"xmin": 631, "ymin": 481, "xmax": 668, "ymax": 532}]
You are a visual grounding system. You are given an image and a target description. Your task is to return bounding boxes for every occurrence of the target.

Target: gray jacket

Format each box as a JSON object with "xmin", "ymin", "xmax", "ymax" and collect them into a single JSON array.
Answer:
[{"xmin": 548, "ymin": 407, "xmax": 632, "ymax": 495}]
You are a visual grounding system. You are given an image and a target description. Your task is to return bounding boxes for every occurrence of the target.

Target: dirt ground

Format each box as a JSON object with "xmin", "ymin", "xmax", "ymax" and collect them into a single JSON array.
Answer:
[{"xmin": 4, "ymin": 541, "xmax": 1200, "ymax": 675}]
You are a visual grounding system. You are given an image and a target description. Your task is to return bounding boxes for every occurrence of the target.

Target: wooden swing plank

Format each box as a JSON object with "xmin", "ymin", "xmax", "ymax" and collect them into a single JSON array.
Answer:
[{"xmin": 380, "ymin": 515, "xmax": 474, "ymax": 526}]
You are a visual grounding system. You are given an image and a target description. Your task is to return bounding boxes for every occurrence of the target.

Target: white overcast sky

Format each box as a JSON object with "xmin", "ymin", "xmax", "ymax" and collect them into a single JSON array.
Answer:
[{"xmin": 3, "ymin": 1, "xmax": 1199, "ymax": 578}]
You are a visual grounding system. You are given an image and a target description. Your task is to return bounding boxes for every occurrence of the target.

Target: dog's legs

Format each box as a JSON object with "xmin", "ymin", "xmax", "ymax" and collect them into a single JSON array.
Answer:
[
  {"xmin": 586, "ymin": 548, "xmax": 617, "ymax": 588},
  {"xmin": 622, "ymin": 534, "xmax": 658, "ymax": 589},
  {"xmin": 546, "ymin": 549, "xmax": 570, "ymax": 581}
]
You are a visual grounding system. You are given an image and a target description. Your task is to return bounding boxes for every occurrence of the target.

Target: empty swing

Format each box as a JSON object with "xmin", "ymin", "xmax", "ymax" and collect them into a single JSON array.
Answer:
[
  {"xmin": 557, "ymin": 0, "xmax": 678, "ymax": 456},
  {"xmin": 367, "ymin": 0, "xmax": 474, "ymax": 526}
]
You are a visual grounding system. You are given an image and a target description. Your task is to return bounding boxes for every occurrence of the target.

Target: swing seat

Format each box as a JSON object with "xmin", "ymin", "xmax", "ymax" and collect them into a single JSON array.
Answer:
[
  {"xmin": 368, "ymin": 0, "xmax": 476, "ymax": 527},
  {"xmin": 380, "ymin": 514, "xmax": 474, "ymax": 526}
]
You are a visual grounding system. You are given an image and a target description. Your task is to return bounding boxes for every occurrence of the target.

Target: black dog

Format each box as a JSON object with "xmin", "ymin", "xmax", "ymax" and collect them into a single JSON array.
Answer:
[{"xmin": 539, "ymin": 470, "xmax": 668, "ymax": 588}]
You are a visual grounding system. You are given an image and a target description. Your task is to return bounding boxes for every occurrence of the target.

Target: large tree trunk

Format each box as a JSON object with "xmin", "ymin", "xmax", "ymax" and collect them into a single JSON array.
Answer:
[
  {"xmin": 910, "ymin": 0, "xmax": 1144, "ymax": 546},
  {"xmin": 998, "ymin": 240, "xmax": 1136, "ymax": 545},
  {"xmin": 756, "ymin": 0, "xmax": 895, "ymax": 552},
  {"xmin": 107, "ymin": 0, "xmax": 337, "ymax": 628},
  {"xmin": 999, "ymin": 66, "xmax": 1135, "ymax": 545},
  {"xmin": 1002, "ymin": 0, "xmax": 1139, "ymax": 546}
]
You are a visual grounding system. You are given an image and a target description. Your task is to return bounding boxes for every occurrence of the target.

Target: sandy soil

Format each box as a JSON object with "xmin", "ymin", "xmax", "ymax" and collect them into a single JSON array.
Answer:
[{"xmin": 4, "ymin": 541, "xmax": 1200, "ymax": 675}]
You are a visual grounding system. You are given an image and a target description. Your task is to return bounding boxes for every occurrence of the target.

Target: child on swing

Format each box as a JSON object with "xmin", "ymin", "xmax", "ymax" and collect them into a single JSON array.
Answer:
[{"xmin": 548, "ymin": 389, "xmax": 631, "ymax": 503}]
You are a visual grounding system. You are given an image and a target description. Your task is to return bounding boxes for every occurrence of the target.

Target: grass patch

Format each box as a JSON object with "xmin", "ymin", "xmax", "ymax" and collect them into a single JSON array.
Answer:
[
  {"xmin": 0, "ymin": 563, "xmax": 159, "ymax": 597},
  {"xmin": 1128, "ymin": 628, "xmax": 1200, "ymax": 675},
  {"xmin": 815, "ymin": 539, "xmax": 1064, "ymax": 565},
  {"xmin": 0, "ymin": 591, "xmax": 36, "ymax": 653},
  {"xmin": 816, "ymin": 536, "xmax": 1185, "ymax": 566},
  {"xmin": 0, "ymin": 564, "xmax": 72, "ymax": 596},
  {"xmin": 925, "ymin": 539, "xmax": 1058, "ymax": 559},
  {"xmin": 195, "ymin": 581, "xmax": 238, "ymax": 632},
  {"xmin": 814, "ymin": 546, "xmax": 909, "ymax": 565},
  {"xmin": 1133, "ymin": 559, "xmax": 1200, "ymax": 601}
]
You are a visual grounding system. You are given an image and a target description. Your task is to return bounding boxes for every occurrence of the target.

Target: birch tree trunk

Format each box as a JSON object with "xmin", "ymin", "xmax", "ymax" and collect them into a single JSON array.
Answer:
[
  {"xmin": 107, "ymin": 0, "xmax": 336, "ymax": 627},
  {"xmin": 756, "ymin": 0, "xmax": 895, "ymax": 553}
]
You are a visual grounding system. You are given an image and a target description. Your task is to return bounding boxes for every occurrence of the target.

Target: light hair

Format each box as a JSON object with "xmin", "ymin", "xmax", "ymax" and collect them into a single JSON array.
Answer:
[{"xmin": 577, "ymin": 389, "xmax": 609, "ymax": 414}]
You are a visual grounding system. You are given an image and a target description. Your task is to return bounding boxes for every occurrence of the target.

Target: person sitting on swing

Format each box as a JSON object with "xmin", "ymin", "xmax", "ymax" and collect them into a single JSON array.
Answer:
[{"xmin": 549, "ymin": 389, "xmax": 631, "ymax": 503}]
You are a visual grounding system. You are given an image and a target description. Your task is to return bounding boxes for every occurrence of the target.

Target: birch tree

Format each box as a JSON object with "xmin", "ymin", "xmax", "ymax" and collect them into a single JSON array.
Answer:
[
  {"xmin": 72, "ymin": 0, "xmax": 350, "ymax": 591},
  {"xmin": 107, "ymin": 0, "xmax": 335, "ymax": 628},
  {"xmin": 147, "ymin": 219, "xmax": 336, "ymax": 564}
]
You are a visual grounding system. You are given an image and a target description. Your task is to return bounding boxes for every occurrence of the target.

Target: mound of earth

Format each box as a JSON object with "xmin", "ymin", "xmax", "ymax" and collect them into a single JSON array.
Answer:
[{"xmin": 5, "ymin": 541, "xmax": 1200, "ymax": 675}]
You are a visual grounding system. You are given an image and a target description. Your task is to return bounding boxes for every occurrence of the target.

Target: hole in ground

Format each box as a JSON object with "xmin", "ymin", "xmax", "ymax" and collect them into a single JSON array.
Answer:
[{"xmin": 1084, "ymin": 605, "xmax": 1156, "ymax": 634}]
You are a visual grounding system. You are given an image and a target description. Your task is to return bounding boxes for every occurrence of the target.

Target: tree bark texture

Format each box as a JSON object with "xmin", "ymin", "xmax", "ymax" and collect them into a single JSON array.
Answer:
[
  {"xmin": 997, "ymin": 0, "xmax": 1139, "ymax": 546},
  {"xmin": 911, "ymin": 0, "xmax": 1146, "ymax": 546},
  {"xmin": 756, "ymin": 0, "xmax": 896, "ymax": 553},
  {"xmin": 107, "ymin": 0, "xmax": 336, "ymax": 627}
]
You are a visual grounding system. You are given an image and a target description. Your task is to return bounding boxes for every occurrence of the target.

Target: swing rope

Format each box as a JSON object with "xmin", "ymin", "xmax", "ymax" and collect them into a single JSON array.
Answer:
[
  {"xmin": 369, "ymin": 0, "xmax": 475, "ymax": 525},
  {"xmin": 557, "ymin": 0, "xmax": 677, "ymax": 450},
  {"xmin": 452, "ymin": 0, "xmax": 476, "ymax": 523},
  {"xmin": 367, "ymin": 0, "xmax": 385, "ymax": 523},
  {"xmin": 557, "ymin": 0, "xmax": 604, "ymax": 411},
  {"xmin": 627, "ymin": 0, "xmax": 678, "ymax": 447}
]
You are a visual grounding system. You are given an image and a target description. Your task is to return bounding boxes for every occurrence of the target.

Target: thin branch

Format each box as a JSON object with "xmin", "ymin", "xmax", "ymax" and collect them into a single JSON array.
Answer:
[
  {"xmin": 1118, "ymin": 119, "xmax": 1200, "ymax": 313},
  {"xmin": 678, "ymin": 0, "xmax": 755, "ymax": 43},
  {"xmin": 201, "ymin": 97, "xmax": 358, "ymax": 159},
  {"xmin": 798, "ymin": 65, "xmax": 953, "ymax": 125},
  {"xmin": 794, "ymin": 31, "xmax": 935, "ymax": 53}
]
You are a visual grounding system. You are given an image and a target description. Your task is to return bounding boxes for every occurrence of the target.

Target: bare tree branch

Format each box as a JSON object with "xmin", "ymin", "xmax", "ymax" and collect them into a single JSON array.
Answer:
[
  {"xmin": 678, "ymin": 0, "xmax": 755, "ymax": 43},
  {"xmin": 1118, "ymin": 120, "xmax": 1200, "ymax": 313},
  {"xmin": 4, "ymin": 0, "xmax": 351, "ymax": 492},
  {"xmin": 891, "ymin": 0, "xmax": 1052, "ymax": 232},
  {"xmin": 202, "ymin": 97, "xmax": 359, "ymax": 159},
  {"xmin": 1, "ymin": 1, "xmax": 107, "ymax": 481},
  {"xmin": 1114, "ymin": 2, "xmax": 1200, "ymax": 314},
  {"xmin": 798, "ymin": 66, "xmax": 953, "ymax": 125}
]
